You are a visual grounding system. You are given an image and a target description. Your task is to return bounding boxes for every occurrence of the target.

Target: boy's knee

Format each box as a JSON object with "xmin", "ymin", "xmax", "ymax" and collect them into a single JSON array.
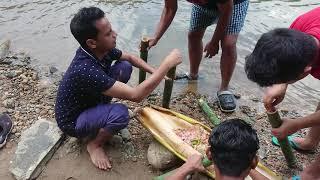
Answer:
[
  {"xmin": 112, "ymin": 104, "xmax": 130, "ymax": 126},
  {"xmin": 117, "ymin": 61, "xmax": 132, "ymax": 83},
  {"xmin": 222, "ymin": 40, "xmax": 237, "ymax": 57},
  {"xmin": 222, "ymin": 39, "xmax": 237, "ymax": 52},
  {"xmin": 119, "ymin": 60, "xmax": 133, "ymax": 72}
]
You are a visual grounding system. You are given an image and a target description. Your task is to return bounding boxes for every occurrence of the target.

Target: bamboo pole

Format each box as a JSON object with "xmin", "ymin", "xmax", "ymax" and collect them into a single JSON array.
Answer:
[
  {"xmin": 153, "ymin": 157, "xmax": 212, "ymax": 180},
  {"xmin": 198, "ymin": 98, "xmax": 220, "ymax": 126},
  {"xmin": 162, "ymin": 66, "xmax": 176, "ymax": 108},
  {"xmin": 139, "ymin": 37, "xmax": 149, "ymax": 84},
  {"xmin": 267, "ymin": 110, "xmax": 296, "ymax": 168}
]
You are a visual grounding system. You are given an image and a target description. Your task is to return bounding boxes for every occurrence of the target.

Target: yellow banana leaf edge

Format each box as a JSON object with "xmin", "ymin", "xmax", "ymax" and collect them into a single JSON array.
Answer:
[{"xmin": 136, "ymin": 105, "xmax": 281, "ymax": 180}]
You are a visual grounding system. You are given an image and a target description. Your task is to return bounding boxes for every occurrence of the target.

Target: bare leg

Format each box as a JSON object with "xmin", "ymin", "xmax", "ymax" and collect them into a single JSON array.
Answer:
[
  {"xmin": 300, "ymin": 155, "xmax": 320, "ymax": 179},
  {"xmin": 87, "ymin": 128, "xmax": 112, "ymax": 170},
  {"xmin": 219, "ymin": 34, "xmax": 238, "ymax": 91},
  {"xmin": 188, "ymin": 29, "xmax": 206, "ymax": 79},
  {"xmin": 294, "ymin": 102, "xmax": 320, "ymax": 150}
]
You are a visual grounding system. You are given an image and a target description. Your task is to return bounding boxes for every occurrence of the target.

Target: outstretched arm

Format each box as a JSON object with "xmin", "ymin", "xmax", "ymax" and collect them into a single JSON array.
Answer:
[
  {"xmin": 103, "ymin": 49, "xmax": 182, "ymax": 102},
  {"xmin": 121, "ymin": 52, "xmax": 156, "ymax": 74},
  {"xmin": 204, "ymin": 0, "xmax": 233, "ymax": 58},
  {"xmin": 272, "ymin": 110, "xmax": 320, "ymax": 140},
  {"xmin": 166, "ymin": 154, "xmax": 205, "ymax": 180},
  {"xmin": 149, "ymin": 0, "xmax": 178, "ymax": 48},
  {"xmin": 211, "ymin": 0, "xmax": 233, "ymax": 43}
]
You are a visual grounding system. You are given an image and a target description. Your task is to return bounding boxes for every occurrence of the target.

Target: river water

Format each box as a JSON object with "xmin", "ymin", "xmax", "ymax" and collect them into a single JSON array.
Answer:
[{"xmin": 1, "ymin": 0, "xmax": 320, "ymax": 113}]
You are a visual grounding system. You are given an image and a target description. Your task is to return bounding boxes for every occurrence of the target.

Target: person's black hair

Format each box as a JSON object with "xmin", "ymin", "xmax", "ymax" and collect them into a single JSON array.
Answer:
[
  {"xmin": 70, "ymin": 7, "xmax": 105, "ymax": 48},
  {"xmin": 245, "ymin": 28, "xmax": 318, "ymax": 87},
  {"xmin": 209, "ymin": 119, "xmax": 259, "ymax": 177}
]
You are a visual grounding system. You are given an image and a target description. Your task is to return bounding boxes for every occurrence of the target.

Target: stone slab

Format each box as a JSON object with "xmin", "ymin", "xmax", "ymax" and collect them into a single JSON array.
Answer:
[{"xmin": 10, "ymin": 119, "xmax": 64, "ymax": 180}]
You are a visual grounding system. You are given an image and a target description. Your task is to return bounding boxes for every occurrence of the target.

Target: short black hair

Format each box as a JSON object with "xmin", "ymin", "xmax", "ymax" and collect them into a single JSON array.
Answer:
[
  {"xmin": 245, "ymin": 28, "xmax": 318, "ymax": 87},
  {"xmin": 209, "ymin": 119, "xmax": 259, "ymax": 177},
  {"xmin": 70, "ymin": 7, "xmax": 105, "ymax": 48}
]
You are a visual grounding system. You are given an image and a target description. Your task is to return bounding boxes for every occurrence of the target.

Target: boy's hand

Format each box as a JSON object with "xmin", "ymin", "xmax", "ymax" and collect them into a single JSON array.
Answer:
[
  {"xmin": 271, "ymin": 118, "xmax": 302, "ymax": 139},
  {"xmin": 182, "ymin": 154, "xmax": 206, "ymax": 173},
  {"xmin": 204, "ymin": 40, "xmax": 219, "ymax": 58},
  {"xmin": 163, "ymin": 49, "xmax": 182, "ymax": 68},
  {"xmin": 148, "ymin": 38, "xmax": 158, "ymax": 50},
  {"xmin": 263, "ymin": 84, "xmax": 288, "ymax": 112}
]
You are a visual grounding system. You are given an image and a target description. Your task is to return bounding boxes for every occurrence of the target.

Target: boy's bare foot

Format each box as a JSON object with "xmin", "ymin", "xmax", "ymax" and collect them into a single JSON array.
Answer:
[
  {"xmin": 87, "ymin": 141, "xmax": 112, "ymax": 170},
  {"xmin": 293, "ymin": 137, "xmax": 317, "ymax": 151}
]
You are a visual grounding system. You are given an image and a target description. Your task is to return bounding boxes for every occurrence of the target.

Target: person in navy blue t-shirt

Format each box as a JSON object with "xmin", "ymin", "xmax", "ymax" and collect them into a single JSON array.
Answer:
[{"xmin": 55, "ymin": 7, "xmax": 182, "ymax": 170}]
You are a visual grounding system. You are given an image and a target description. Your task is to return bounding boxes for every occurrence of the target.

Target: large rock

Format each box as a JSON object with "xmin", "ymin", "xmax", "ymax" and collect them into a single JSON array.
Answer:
[
  {"xmin": 147, "ymin": 140, "xmax": 179, "ymax": 170},
  {"xmin": 10, "ymin": 119, "xmax": 64, "ymax": 180}
]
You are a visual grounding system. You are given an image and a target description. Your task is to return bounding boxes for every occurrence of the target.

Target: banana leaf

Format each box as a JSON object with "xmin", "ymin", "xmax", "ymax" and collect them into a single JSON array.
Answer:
[{"xmin": 136, "ymin": 106, "xmax": 281, "ymax": 179}]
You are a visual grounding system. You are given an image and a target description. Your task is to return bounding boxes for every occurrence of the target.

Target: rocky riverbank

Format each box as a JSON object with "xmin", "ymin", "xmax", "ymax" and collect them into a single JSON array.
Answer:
[
  {"xmin": 0, "ymin": 50, "xmax": 58, "ymax": 140},
  {"xmin": 0, "ymin": 42, "xmax": 319, "ymax": 179}
]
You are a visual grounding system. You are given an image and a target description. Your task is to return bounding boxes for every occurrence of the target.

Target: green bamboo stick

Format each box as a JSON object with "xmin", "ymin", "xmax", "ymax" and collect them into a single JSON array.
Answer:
[
  {"xmin": 267, "ymin": 110, "xmax": 296, "ymax": 168},
  {"xmin": 153, "ymin": 157, "xmax": 212, "ymax": 180},
  {"xmin": 162, "ymin": 66, "xmax": 176, "ymax": 108},
  {"xmin": 139, "ymin": 37, "xmax": 149, "ymax": 84},
  {"xmin": 198, "ymin": 98, "xmax": 220, "ymax": 126}
]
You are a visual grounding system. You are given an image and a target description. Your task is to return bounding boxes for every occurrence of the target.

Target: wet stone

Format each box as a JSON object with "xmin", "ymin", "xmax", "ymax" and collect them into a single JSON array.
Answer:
[
  {"xmin": 110, "ymin": 135, "xmax": 123, "ymax": 146},
  {"xmin": 5, "ymin": 71, "xmax": 17, "ymax": 78},
  {"xmin": 10, "ymin": 119, "xmax": 64, "ymax": 180},
  {"xmin": 3, "ymin": 99, "xmax": 15, "ymax": 109},
  {"xmin": 123, "ymin": 142, "xmax": 135, "ymax": 156},
  {"xmin": 49, "ymin": 66, "xmax": 58, "ymax": 74},
  {"xmin": 120, "ymin": 128, "xmax": 131, "ymax": 142}
]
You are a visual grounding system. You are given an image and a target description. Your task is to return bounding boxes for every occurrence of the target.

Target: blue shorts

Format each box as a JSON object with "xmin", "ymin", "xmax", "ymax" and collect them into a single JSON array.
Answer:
[{"xmin": 189, "ymin": 0, "xmax": 249, "ymax": 34}]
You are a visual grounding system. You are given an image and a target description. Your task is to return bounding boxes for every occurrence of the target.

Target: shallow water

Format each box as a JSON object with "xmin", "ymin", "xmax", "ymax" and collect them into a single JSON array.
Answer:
[{"xmin": 1, "ymin": 0, "xmax": 320, "ymax": 112}]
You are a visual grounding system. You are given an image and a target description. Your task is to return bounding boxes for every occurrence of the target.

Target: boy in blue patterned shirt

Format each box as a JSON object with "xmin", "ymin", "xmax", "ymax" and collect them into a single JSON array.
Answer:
[{"xmin": 55, "ymin": 7, "xmax": 182, "ymax": 170}]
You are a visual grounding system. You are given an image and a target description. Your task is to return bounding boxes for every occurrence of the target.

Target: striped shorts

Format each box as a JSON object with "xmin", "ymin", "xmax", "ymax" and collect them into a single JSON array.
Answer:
[{"xmin": 189, "ymin": 0, "xmax": 249, "ymax": 34}]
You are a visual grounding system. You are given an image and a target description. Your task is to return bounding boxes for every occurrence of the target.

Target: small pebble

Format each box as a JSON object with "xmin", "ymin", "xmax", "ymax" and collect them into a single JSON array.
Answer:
[{"xmin": 49, "ymin": 66, "xmax": 58, "ymax": 74}]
